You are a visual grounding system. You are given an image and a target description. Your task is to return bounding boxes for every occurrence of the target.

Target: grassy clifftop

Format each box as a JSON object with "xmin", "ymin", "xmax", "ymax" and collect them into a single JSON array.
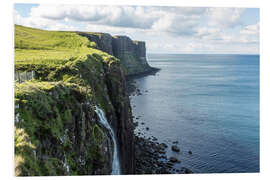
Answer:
[
  {"xmin": 14, "ymin": 25, "xmax": 120, "ymax": 112},
  {"xmin": 15, "ymin": 25, "xmax": 117, "ymax": 68}
]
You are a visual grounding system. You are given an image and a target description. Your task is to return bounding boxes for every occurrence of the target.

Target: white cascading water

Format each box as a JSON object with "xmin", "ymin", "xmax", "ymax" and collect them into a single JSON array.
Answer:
[{"xmin": 95, "ymin": 106, "xmax": 121, "ymax": 175}]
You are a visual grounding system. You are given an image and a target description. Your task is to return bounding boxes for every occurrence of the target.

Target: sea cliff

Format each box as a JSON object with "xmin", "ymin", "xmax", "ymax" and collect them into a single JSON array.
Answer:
[
  {"xmin": 14, "ymin": 25, "xmax": 139, "ymax": 175},
  {"xmin": 77, "ymin": 32, "xmax": 153, "ymax": 76}
]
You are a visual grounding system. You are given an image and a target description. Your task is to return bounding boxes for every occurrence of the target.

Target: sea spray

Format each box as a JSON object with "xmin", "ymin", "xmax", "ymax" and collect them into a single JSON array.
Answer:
[{"xmin": 95, "ymin": 106, "xmax": 121, "ymax": 175}]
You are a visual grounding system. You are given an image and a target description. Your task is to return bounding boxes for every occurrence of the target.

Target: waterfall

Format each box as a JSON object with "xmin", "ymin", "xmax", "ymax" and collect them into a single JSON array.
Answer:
[{"xmin": 95, "ymin": 106, "xmax": 121, "ymax": 175}]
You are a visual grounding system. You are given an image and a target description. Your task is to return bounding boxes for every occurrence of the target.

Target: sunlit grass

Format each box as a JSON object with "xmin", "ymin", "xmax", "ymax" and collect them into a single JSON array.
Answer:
[
  {"xmin": 14, "ymin": 25, "xmax": 98, "ymax": 67},
  {"xmin": 15, "ymin": 48, "xmax": 91, "ymax": 66}
]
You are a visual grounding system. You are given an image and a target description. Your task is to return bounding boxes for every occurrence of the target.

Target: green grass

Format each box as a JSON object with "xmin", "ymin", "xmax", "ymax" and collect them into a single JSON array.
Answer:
[
  {"xmin": 15, "ymin": 25, "xmax": 95, "ymax": 50},
  {"xmin": 15, "ymin": 25, "xmax": 102, "ymax": 67},
  {"xmin": 15, "ymin": 25, "xmax": 119, "ymax": 70}
]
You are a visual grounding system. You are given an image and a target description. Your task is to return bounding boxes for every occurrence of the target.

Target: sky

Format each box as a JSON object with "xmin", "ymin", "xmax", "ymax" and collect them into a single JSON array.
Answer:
[{"xmin": 14, "ymin": 4, "xmax": 259, "ymax": 54}]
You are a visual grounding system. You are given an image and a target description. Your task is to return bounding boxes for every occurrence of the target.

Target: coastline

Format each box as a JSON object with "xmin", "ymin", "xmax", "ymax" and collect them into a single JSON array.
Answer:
[
  {"xmin": 127, "ymin": 69, "xmax": 193, "ymax": 174},
  {"xmin": 126, "ymin": 67, "xmax": 160, "ymax": 81},
  {"xmin": 126, "ymin": 67, "xmax": 160, "ymax": 96},
  {"xmin": 129, "ymin": 54, "xmax": 260, "ymax": 174}
]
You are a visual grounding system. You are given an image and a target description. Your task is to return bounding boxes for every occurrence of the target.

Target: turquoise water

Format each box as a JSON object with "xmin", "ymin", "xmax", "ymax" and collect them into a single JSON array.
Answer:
[{"xmin": 131, "ymin": 54, "xmax": 259, "ymax": 173}]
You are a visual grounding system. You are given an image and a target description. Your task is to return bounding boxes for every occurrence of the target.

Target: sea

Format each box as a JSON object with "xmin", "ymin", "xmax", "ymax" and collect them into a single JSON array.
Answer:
[{"xmin": 130, "ymin": 54, "xmax": 260, "ymax": 173}]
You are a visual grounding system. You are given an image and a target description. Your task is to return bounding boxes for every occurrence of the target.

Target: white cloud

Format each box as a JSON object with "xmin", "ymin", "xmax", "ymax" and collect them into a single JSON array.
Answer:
[
  {"xmin": 206, "ymin": 8, "xmax": 245, "ymax": 28},
  {"xmin": 14, "ymin": 9, "xmax": 75, "ymax": 31},
  {"xmin": 29, "ymin": 5, "xmax": 159, "ymax": 29},
  {"xmin": 152, "ymin": 13, "xmax": 201, "ymax": 36},
  {"xmin": 14, "ymin": 5, "xmax": 259, "ymax": 54},
  {"xmin": 85, "ymin": 23, "xmax": 145, "ymax": 35},
  {"xmin": 195, "ymin": 27, "xmax": 222, "ymax": 40},
  {"xmin": 240, "ymin": 22, "xmax": 260, "ymax": 35},
  {"xmin": 24, "ymin": 5, "xmax": 207, "ymax": 36}
]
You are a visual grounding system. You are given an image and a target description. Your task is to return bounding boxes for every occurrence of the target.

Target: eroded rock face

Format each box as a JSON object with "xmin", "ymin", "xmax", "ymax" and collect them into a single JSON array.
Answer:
[
  {"xmin": 77, "ymin": 33, "xmax": 151, "ymax": 76},
  {"xmin": 74, "ymin": 32, "xmax": 152, "ymax": 173},
  {"xmin": 14, "ymin": 83, "xmax": 113, "ymax": 176},
  {"xmin": 77, "ymin": 32, "xmax": 113, "ymax": 55},
  {"xmin": 103, "ymin": 61, "xmax": 135, "ymax": 174},
  {"xmin": 112, "ymin": 36, "xmax": 150, "ymax": 75},
  {"xmin": 15, "ymin": 53, "xmax": 136, "ymax": 175}
]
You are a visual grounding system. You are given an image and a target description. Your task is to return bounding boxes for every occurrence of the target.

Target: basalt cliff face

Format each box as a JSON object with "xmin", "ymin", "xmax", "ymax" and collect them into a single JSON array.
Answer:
[
  {"xmin": 14, "ymin": 25, "xmax": 139, "ymax": 175},
  {"xmin": 15, "ymin": 56, "xmax": 135, "ymax": 175},
  {"xmin": 77, "ymin": 32, "xmax": 152, "ymax": 76}
]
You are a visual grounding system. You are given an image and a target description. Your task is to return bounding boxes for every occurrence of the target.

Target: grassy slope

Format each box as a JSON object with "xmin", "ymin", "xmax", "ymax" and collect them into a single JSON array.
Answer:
[
  {"xmin": 15, "ymin": 25, "xmax": 115, "ymax": 68},
  {"xmin": 15, "ymin": 25, "xmax": 92, "ymax": 66}
]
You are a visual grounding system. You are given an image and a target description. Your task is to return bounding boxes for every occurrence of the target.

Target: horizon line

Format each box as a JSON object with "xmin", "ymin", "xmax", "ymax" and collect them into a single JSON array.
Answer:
[{"xmin": 147, "ymin": 53, "xmax": 260, "ymax": 55}]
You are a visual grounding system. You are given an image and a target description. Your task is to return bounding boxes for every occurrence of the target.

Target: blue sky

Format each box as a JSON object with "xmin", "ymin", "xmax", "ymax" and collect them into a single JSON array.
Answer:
[
  {"xmin": 14, "ymin": 4, "xmax": 39, "ymax": 17},
  {"xmin": 14, "ymin": 4, "xmax": 259, "ymax": 54}
]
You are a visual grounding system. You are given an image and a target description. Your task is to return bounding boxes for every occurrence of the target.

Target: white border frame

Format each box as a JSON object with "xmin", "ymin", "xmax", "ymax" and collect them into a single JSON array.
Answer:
[{"xmin": 1, "ymin": 0, "xmax": 268, "ymax": 180}]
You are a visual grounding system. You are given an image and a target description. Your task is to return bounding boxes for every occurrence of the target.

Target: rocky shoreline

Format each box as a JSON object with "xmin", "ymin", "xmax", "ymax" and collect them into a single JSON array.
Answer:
[
  {"xmin": 127, "ymin": 71, "xmax": 193, "ymax": 174},
  {"xmin": 135, "ymin": 136, "xmax": 192, "ymax": 174}
]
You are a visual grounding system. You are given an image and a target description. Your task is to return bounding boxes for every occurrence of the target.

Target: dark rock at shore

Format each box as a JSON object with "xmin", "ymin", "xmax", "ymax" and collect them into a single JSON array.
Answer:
[
  {"xmin": 160, "ymin": 155, "xmax": 167, "ymax": 159},
  {"xmin": 133, "ymin": 121, "xmax": 139, "ymax": 127},
  {"xmin": 172, "ymin": 145, "xmax": 180, "ymax": 152},
  {"xmin": 166, "ymin": 162, "xmax": 174, "ymax": 168},
  {"xmin": 182, "ymin": 167, "xmax": 193, "ymax": 174},
  {"xmin": 158, "ymin": 149, "xmax": 166, "ymax": 154},
  {"xmin": 134, "ymin": 135, "xmax": 190, "ymax": 174},
  {"xmin": 169, "ymin": 157, "xmax": 180, "ymax": 163},
  {"xmin": 135, "ymin": 136, "xmax": 172, "ymax": 174},
  {"xmin": 172, "ymin": 141, "xmax": 179, "ymax": 144},
  {"xmin": 159, "ymin": 143, "xmax": 168, "ymax": 149}
]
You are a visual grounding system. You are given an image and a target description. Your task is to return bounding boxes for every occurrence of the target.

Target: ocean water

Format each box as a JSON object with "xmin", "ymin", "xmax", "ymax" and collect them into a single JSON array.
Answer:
[{"xmin": 131, "ymin": 54, "xmax": 260, "ymax": 173}]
